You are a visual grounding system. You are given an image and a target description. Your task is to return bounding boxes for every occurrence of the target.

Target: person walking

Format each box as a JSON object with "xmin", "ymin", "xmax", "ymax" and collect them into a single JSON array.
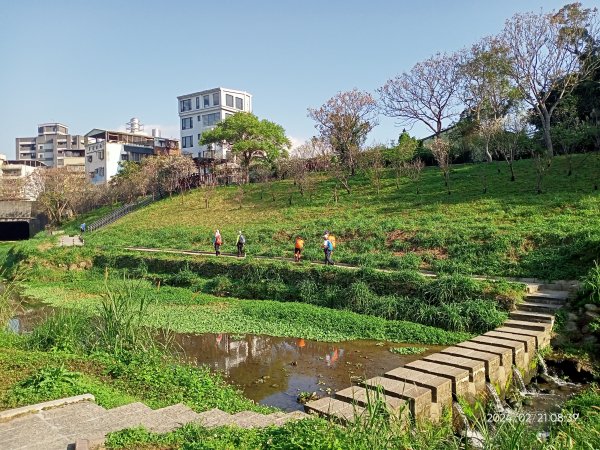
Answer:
[
  {"xmin": 323, "ymin": 234, "xmax": 334, "ymax": 265},
  {"xmin": 213, "ymin": 230, "xmax": 222, "ymax": 256},
  {"xmin": 294, "ymin": 235, "xmax": 305, "ymax": 262},
  {"xmin": 80, "ymin": 223, "xmax": 86, "ymax": 234},
  {"xmin": 236, "ymin": 230, "xmax": 246, "ymax": 257}
]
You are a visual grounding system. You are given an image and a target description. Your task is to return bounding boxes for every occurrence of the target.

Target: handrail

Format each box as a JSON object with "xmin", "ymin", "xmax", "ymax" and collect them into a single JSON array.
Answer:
[{"xmin": 87, "ymin": 196, "xmax": 154, "ymax": 232}]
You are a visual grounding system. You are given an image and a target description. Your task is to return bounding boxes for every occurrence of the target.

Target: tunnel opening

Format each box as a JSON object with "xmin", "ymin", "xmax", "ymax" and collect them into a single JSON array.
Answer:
[{"xmin": 0, "ymin": 221, "xmax": 30, "ymax": 241}]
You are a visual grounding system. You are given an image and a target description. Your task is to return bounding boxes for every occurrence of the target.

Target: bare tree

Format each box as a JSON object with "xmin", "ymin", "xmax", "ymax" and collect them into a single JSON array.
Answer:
[
  {"xmin": 360, "ymin": 146, "xmax": 385, "ymax": 195},
  {"xmin": 31, "ymin": 168, "xmax": 88, "ymax": 225},
  {"xmin": 308, "ymin": 89, "xmax": 378, "ymax": 177},
  {"xmin": 500, "ymin": 3, "xmax": 599, "ymax": 157},
  {"xmin": 494, "ymin": 112, "xmax": 530, "ymax": 182},
  {"xmin": 293, "ymin": 137, "xmax": 332, "ymax": 159},
  {"xmin": 379, "ymin": 52, "xmax": 462, "ymax": 136},
  {"xmin": 460, "ymin": 37, "xmax": 518, "ymax": 162},
  {"xmin": 430, "ymin": 138, "xmax": 452, "ymax": 194},
  {"xmin": 203, "ymin": 183, "xmax": 215, "ymax": 209},
  {"xmin": 400, "ymin": 158, "xmax": 425, "ymax": 195},
  {"xmin": 233, "ymin": 185, "xmax": 245, "ymax": 209}
]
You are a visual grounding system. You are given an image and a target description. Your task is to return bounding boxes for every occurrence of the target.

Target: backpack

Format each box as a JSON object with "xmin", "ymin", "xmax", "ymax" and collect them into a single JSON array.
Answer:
[
  {"xmin": 216, "ymin": 235, "xmax": 222, "ymax": 245},
  {"xmin": 329, "ymin": 235, "xmax": 336, "ymax": 249},
  {"xmin": 326, "ymin": 240, "xmax": 333, "ymax": 251},
  {"xmin": 239, "ymin": 235, "xmax": 246, "ymax": 245},
  {"xmin": 295, "ymin": 238, "xmax": 304, "ymax": 249}
]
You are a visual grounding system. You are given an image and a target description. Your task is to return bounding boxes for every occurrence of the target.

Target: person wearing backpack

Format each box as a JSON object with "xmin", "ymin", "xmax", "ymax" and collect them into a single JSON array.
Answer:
[
  {"xmin": 294, "ymin": 235, "xmax": 305, "ymax": 262},
  {"xmin": 323, "ymin": 234, "xmax": 334, "ymax": 265},
  {"xmin": 213, "ymin": 230, "xmax": 222, "ymax": 256},
  {"xmin": 236, "ymin": 231, "xmax": 246, "ymax": 257}
]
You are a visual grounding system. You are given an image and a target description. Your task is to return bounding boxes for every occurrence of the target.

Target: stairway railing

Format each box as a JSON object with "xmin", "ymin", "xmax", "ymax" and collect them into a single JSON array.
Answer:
[{"xmin": 87, "ymin": 196, "xmax": 154, "ymax": 232}]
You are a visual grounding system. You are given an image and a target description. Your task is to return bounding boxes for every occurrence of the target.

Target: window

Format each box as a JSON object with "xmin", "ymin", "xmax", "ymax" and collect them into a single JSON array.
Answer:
[
  {"xmin": 180, "ymin": 99, "xmax": 192, "ymax": 112},
  {"xmin": 213, "ymin": 93, "xmax": 220, "ymax": 106},
  {"xmin": 196, "ymin": 97, "xmax": 200, "ymax": 109},
  {"xmin": 226, "ymin": 94, "xmax": 234, "ymax": 107},
  {"xmin": 235, "ymin": 97, "xmax": 243, "ymax": 110},
  {"xmin": 202, "ymin": 113, "xmax": 220, "ymax": 127},
  {"xmin": 198, "ymin": 133, "xmax": 202, "ymax": 142},
  {"xmin": 182, "ymin": 136, "xmax": 193, "ymax": 148},
  {"xmin": 204, "ymin": 95, "xmax": 210, "ymax": 107},
  {"xmin": 181, "ymin": 117, "xmax": 193, "ymax": 130}
]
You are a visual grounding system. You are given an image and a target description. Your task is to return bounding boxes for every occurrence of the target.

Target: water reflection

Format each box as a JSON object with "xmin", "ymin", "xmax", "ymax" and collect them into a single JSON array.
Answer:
[{"xmin": 173, "ymin": 332, "xmax": 439, "ymax": 411}]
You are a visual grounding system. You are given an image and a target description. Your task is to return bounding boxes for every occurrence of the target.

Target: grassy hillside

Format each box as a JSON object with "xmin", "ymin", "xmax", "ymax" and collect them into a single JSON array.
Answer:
[{"xmin": 84, "ymin": 155, "xmax": 599, "ymax": 280}]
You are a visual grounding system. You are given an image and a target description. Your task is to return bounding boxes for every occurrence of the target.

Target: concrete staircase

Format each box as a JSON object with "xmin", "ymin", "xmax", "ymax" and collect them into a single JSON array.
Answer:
[
  {"xmin": 0, "ymin": 396, "xmax": 308, "ymax": 450},
  {"xmin": 305, "ymin": 285, "xmax": 571, "ymax": 424}
]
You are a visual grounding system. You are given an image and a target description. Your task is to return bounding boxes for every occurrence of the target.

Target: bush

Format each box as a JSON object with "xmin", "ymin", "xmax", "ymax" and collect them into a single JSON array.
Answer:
[
  {"xmin": 580, "ymin": 261, "xmax": 600, "ymax": 305},
  {"xmin": 28, "ymin": 311, "xmax": 91, "ymax": 354},
  {"xmin": 421, "ymin": 273, "xmax": 480, "ymax": 304}
]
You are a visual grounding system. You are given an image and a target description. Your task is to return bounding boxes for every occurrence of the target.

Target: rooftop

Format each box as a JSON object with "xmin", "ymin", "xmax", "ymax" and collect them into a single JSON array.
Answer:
[{"xmin": 177, "ymin": 87, "xmax": 252, "ymax": 100}]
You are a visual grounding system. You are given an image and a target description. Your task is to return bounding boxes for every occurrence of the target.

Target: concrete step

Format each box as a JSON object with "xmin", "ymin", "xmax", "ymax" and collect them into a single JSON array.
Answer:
[
  {"xmin": 195, "ymin": 408, "xmax": 236, "ymax": 428},
  {"xmin": 405, "ymin": 359, "xmax": 471, "ymax": 399},
  {"xmin": 439, "ymin": 346, "xmax": 501, "ymax": 384},
  {"xmin": 484, "ymin": 331, "xmax": 537, "ymax": 354},
  {"xmin": 469, "ymin": 335, "xmax": 527, "ymax": 370},
  {"xmin": 517, "ymin": 301, "xmax": 562, "ymax": 314},
  {"xmin": 305, "ymin": 397, "xmax": 366, "ymax": 423},
  {"xmin": 510, "ymin": 310, "xmax": 555, "ymax": 324},
  {"xmin": 361, "ymin": 376, "xmax": 431, "ymax": 418},
  {"xmin": 495, "ymin": 326, "xmax": 549, "ymax": 348},
  {"xmin": 422, "ymin": 353, "xmax": 485, "ymax": 391},
  {"xmin": 231, "ymin": 411, "xmax": 264, "ymax": 428},
  {"xmin": 503, "ymin": 319, "xmax": 553, "ymax": 333},
  {"xmin": 384, "ymin": 367, "xmax": 452, "ymax": 407},
  {"xmin": 273, "ymin": 411, "xmax": 309, "ymax": 426},
  {"xmin": 526, "ymin": 290, "xmax": 569, "ymax": 303},
  {"xmin": 455, "ymin": 341, "xmax": 513, "ymax": 368},
  {"xmin": 154, "ymin": 403, "xmax": 200, "ymax": 424},
  {"xmin": 104, "ymin": 402, "xmax": 153, "ymax": 419}
]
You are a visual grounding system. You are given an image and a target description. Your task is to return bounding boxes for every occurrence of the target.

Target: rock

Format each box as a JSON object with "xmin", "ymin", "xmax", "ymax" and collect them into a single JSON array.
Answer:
[
  {"xmin": 584, "ymin": 304, "xmax": 600, "ymax": 313},
  {"xmin": 567, "ymin": 313, "xmax": 578, "ymax": 322},
  {"xmin": 565, "ymin": 321, "xmax": 579, "ymax": 333},
  {"xmin": 68, "ymin": 264, "xmax": 78, "ymax": 271},
  {"xmin": 78, "ymin": 261, "xmax": 87, "ymax": 268},
  {"xmin": 522, "ymin": 398, "xmax": 533, "ymax": 406},
  {"xmin": 582, "ymin": 335, "xmax": 598, "ymax": 346},
  {"xmin": 584, "ymin": 311, "xmax": 599, "ymax": 321},
  {"xmin": 582, "ymin": 325, "xmax": 590, "ymax": 334}
]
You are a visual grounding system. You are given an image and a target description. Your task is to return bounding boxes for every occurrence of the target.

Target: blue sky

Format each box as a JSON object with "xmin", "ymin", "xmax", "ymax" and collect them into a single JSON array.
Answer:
[{"xmin": 0, "ymin": 0, "xmax": 582, "ymax": 158}]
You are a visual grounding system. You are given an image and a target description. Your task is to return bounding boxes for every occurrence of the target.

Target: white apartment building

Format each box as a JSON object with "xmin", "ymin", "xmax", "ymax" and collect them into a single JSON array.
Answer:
[
  {"xmin": 177, "ymin": 87, "xmax": 252, "ymax": 159},
  {"xmin": 85, "ymin": 129, "xmax": 180, "ymax": 184},
  {"xmin": 15, "ymin": 123, "xmax": 85, "ymax": 170}
]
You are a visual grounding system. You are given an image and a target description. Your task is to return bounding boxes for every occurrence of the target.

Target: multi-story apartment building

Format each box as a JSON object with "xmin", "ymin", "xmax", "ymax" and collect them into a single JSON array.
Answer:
[
  {"xmin": 15, "ymin": 123, "xmax": 85, "ymax": 170},
  {"xmin": 177, "ymin": 87, "xmax": 252, "ymax": 159},
  {"xmin": 84, "ymin": 128, "xmax": 180, "ymax": 184}
]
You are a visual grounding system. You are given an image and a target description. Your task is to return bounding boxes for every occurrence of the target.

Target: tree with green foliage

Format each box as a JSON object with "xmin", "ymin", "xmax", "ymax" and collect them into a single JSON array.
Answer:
[
  {"xmin": 391, "ymin": 131, "xmax": 419, "ymax": 189},
  {"xmin": 200, "ymin": 112, "xmax": 291, "ymax": 184},
  {"xmin": 308, "ymin": 89, "xmax": 378, "ymax": 178}
]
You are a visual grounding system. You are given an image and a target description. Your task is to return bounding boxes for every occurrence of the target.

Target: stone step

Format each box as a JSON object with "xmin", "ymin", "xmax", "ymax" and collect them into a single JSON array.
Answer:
[
  {"xmin": 154, "ymin": 403, "xmax": 200, "ymax": 424},
  {"xmin": 195, "ymin": 408, "xmax": 236, "ymax": 428},
  {"xmin": 273, "ymin": 410, "xmax": 309, "ymax": 426},
  {"xmin": 526, "ymin": 290, "xmax": 569, "ymax": 302},
  {"xmin": 336, "ymin": 385, "xmax": 409, "ymax": 418},
  {"xmin": 361, "ymin": 376, "xmax": 431, "ymax": 419},
  {"xmin": 503, "ymin": 319, "xmax": 552, "ymax": 333},
  {"xmin": 231, "ymin": 411, "xmax": 265, "ymax": 428},
  {"xmin": 485, "ymin": 331, "xmax": 537, "ymax": 354},
  {"xmin": 495, "ymin": 326, "xmax": 549, "ymax": 348},
  {"xmin": 509, "ymin": 310, "xmax": 555, "ymax": 324},
  {"xmin": 384, "ymin": 366, "xmax": 452, "ymax": 407},
  {"xmin": 305, "ymin": 397, "xmax": 366, "ymax": 423},
  {"xmin": 517, "ymin": 302, "xmax": 562, "ymax": 314},
  {"xmin": 469, "ymin": 336, "xmax": 527, "ymax": 370},
  {"xmin": 422, "ymin": 353, "xmax": 485, "ymax": 391},
  {"xmin": 405, "ymin": 359, "xmax": 472, "ymax": 399},
  {"xmin": 439, "ymin": 346, "xmax": 501, "ymax": 384},
  {"xmin": 455, "ymin": 341, "xmax": 513, "ymax": 368},
  {"xmin": 104, "ymin": 402, "xmax": 153, "ymax": 420}
]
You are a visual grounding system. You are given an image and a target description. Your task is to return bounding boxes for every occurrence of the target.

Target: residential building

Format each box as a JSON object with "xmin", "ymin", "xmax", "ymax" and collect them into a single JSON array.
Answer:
[
  {"xmin": 85, "ymin": 129, "xmax": 180, "ymax": 184},
  {"xmin": 15, "ymin": 123, "xmax": 85, "ymax": 170},
  {"xmin": 0, "ymin": 158, "xmax": 41, "ymax": 200},
  {"xmin": 177, "ymin": 87, "xmax": 252, "ymax": 159}
]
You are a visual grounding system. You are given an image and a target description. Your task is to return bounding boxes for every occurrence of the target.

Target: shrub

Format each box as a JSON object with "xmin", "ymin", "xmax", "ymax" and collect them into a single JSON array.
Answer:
[
  {"xmin": 28, "ymin": 311, "xmax": 91, "ymax": 353},
  {"xmin": 580, "ymin": 261, "xmax": 600, "ymax": 305},
  {"xmin": 421, "ymin": 273, "xmax": 480, "ymax": 304},
  {"xmin": 204, "ymin": 275, "xmax": 234, "ymax": 297}
]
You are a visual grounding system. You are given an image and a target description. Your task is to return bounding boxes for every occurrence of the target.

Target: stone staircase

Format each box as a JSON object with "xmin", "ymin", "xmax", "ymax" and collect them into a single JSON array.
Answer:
[
  {"xmin": 305, "ymin": 285, "xmax": 572, "ymax": 424},
  {"xmin": 0, "ymin": 396, "xmax": 308, "ymax": 450}
]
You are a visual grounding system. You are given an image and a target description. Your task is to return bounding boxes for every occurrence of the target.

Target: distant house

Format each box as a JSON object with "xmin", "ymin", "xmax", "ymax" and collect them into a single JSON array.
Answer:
[
  {"xmin": 0, "ymin": 158, "xmax": 41, "ymax": 200},
  {"xmin": 15, "ymin": 123, "xmax": 85, "ymax": 170},
  {"xmin": 177, "ymin": 87, "xmax": 252, "ymax": 161},
  {"xmin": 84, "ymin": 129, "xmax": 180, "ymax": 184}
]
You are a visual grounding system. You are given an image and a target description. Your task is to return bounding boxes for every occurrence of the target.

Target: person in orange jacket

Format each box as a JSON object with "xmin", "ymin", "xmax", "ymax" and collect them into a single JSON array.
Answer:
[{"xmin": 294, "ymin": 235, "xmax": 305, "ymax": 262}]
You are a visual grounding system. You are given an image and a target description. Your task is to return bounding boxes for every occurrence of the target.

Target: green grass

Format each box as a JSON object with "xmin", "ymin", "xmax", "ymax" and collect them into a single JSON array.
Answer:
[
  {"xmin": 21, "ymin": 268, "xmax": 471, "ymax": 344},
  {"xmin": 78, "ymin": 155, "xmax": 600, "ymax": 280},
  {"xmin": 104, "ymin": 385, "xmax": 600, "ymax": 450}
]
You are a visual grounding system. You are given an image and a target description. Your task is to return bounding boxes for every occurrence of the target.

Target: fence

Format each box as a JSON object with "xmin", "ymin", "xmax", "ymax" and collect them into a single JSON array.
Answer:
[{"xmin": 87, "ymin": 196, "xmax": 154, "ymax": 232}]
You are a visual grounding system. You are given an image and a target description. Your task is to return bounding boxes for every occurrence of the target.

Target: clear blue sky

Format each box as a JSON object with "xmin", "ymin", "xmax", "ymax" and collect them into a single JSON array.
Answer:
[{"xmin": 0, "ymin": 0, "xmax": 582, "ymax": 158}]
